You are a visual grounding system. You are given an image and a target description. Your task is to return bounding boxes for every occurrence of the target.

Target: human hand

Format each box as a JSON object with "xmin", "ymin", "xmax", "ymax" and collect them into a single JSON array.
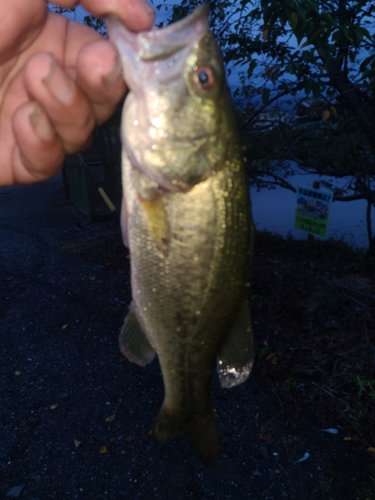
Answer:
[{"xmin": 0, "ymin": 0, "xmax": 154, "ymax": 186}]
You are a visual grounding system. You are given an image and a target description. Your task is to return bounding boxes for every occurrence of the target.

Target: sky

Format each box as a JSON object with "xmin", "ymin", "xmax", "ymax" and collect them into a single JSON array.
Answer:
[{"xmin": 53, "ymin": 1, "xmax": 171, "ymax": 25}]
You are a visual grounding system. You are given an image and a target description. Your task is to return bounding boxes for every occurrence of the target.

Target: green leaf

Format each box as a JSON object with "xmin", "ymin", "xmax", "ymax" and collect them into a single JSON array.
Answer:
[
  {"xmin": 293, "ymin": 23, "xmax": 306, "ymax": 45},
  {"xmin": 247, "ymin": 59, "xmax": 258, "ymax": 77},
  {"xmin": 312, "ymin": 81, "xmax": 321, "ymax": 99},
  {"xmin": 304, "ymin": 80, "xmax": 313, "ymax": 95},
  {"xmin": 324, "ymin": 56, "xmax": 333, "ymax": 71},
  {"xmin": 280, "ymin": 81, "xmax": 292, "ymax": 93},
  {"xmin": 359, "ymin": 55, "xmax": 375, "ymax": 73},
  {"xmin": 289, "ymin": 11, "xmax": 298, "ymax": 30},
  {"xmin": 362, "ymin": 68, "xmax": 375, "ymax": 82},
  {"xmin": 302, "ymin": 49, "xmax": 314, "ymax": 62},
  {"xmin": 320, "ymin": 13, "xmax": 333, "ymax": 25},
  {"xmin": 263, "ymin": 5, "xmax": 273, "ymax": 24},
  {"xmin": 262, "ymin": 87, "xmax": 271, "ymax": 107},
  {"xmin": 271, "ymin": 67, "xmax": 280, "ymax": 83},
  {"xmin": 357, "ymin": 26, "xmax": 372, "ymax": 41},
  {"xmin": 330, "ymin": 106, "xmax": 338, "ymax": 118}
]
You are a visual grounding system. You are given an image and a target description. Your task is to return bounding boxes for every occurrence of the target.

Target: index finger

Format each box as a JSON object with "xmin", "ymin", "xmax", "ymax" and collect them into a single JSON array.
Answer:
[{"xmin": 50, "ymin": 0, "xmax": 155, "ymax": 31}]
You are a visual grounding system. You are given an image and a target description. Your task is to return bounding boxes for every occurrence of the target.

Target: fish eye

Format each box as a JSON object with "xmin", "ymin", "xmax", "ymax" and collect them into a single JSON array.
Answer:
[{"xmin": 193, "ymin": 66, "xmax": 215, "ymax": 90}]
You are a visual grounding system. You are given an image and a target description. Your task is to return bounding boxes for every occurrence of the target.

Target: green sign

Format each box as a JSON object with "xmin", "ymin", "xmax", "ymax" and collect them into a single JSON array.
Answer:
[{"xmin": 295, "ymin": 186, "xmax": 333, "ymax": 238}]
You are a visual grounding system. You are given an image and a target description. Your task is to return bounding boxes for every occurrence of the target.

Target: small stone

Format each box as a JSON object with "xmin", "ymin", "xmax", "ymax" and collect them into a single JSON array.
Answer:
[
  {"xmin": 258, "ymin": 446, "xmax": 268, "ymax": 458},
  {"xmin": 7, "ymin": 485, "xmax": 25, "ymax": 497}
]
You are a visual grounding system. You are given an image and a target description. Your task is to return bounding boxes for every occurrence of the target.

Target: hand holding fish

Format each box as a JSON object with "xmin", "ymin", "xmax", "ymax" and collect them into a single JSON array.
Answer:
[{"xmin": 0, "ymin": 0, "xmax": 154, "ymax": 186}]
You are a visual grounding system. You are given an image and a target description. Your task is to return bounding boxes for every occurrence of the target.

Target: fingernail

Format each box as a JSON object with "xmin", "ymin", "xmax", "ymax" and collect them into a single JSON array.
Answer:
[
  {"xmin": 143, "ymin": 0, "xmax": 155, "ymax": 16},
  {"xmin": 42, "ymin": 58, "xmax": 75, "ymax": 104},
  {"xmin": 29, "ymin": 103, "xmax": 54, "ymax": 141},
  {"xmin": 102, "ymin": 57, "xmax": 123, "ymax": 89}
]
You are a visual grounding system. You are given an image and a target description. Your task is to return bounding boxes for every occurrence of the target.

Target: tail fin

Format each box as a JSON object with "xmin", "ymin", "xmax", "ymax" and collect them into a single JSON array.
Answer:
[{"xmin": 154, "ymin": 406, "xmax": 220, "ymax": 468}]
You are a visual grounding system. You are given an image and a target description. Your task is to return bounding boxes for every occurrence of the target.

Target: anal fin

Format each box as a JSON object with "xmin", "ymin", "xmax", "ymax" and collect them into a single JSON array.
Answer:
[
  {"xmin": 216, "ymin": 300, "xmax": 254, "ymax": 388},
  {"xmin": 119, "ymin": 303, "xmax": 155, "ymax": 366}
]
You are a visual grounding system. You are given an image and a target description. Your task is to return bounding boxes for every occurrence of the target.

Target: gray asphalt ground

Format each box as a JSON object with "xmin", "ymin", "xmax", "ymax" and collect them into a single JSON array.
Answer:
[{"xmin": 0, "ymin": 175, "xmax": 362, "ymax": 499}]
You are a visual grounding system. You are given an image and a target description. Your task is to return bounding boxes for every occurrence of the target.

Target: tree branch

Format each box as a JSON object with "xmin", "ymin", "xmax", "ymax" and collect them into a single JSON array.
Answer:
[{"xmin": 240, "ymin": 90, "xmax": 289, "ymax": 131}]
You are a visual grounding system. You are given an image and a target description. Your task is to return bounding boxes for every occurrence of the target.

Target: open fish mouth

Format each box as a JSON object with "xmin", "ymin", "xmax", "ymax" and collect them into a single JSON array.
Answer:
[
  {"xmin": 107, "ymin": 5, "xmax": 210, "ymax": 86},
  {"xmin": 107, "ymin": 4, "xmax": 209, "ymax": 61}
]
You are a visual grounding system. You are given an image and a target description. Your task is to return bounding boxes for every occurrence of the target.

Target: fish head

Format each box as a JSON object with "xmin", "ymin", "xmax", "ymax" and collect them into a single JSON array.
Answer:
[{"xmin": 107, "ymin": 5, "xmax": 238, "ymax": 195}]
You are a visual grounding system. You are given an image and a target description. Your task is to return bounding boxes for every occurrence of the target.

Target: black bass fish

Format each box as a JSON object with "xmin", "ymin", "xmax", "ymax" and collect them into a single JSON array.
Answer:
[{"xmin": 107, "ymin": 4, "xmax": 254, "ymax": 467}]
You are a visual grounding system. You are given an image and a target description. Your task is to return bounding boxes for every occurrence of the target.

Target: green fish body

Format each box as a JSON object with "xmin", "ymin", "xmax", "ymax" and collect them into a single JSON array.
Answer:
[{"xmin": 108, "ymin": 4, "xmax": 254, "ymax": 467}]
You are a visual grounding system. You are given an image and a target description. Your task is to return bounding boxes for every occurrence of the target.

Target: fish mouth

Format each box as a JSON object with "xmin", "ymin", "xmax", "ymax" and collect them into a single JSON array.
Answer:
[
  {"xmin": 107, "ymin": 5, "xmax": 210, "ymax": 86},
  {"xmin": 107, "ymin": 5, "xmax": 209, "ymax": 61}
]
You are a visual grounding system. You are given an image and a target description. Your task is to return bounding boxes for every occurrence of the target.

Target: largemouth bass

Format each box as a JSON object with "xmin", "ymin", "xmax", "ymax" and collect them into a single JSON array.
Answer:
[{"xmin": 107, "ymin": 4, "xmax": 254, "ymax": 467}]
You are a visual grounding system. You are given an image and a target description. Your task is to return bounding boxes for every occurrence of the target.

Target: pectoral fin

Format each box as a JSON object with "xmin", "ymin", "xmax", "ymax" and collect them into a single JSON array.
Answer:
[
  {"xmin": 119, "ymin": 303, "xmax": 155, "ymax": 366},
  {"xmin": 216, "ymin": 301, "xmax": 254, "ymax": 388},
  {"xmin": 140, "ymin": 196, "xmax": 170, "ymax": 257}
]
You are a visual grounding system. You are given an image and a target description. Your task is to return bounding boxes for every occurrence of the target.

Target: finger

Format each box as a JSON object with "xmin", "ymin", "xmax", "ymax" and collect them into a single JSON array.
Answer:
[
  {"xmin": 23, "ymin": 53, "xmax": 95, "ymax": 155},
  {"xmin": 50, "ymin": 0, "xmax": 154, "ymax": 30},
  {"xmin": 12, "ymin": 102, "xmax": 65, "ymax": 184},
  {"xmin": 63, "ymin": 22, "xmax": 126, "ymax": 124},
  {"xmin": 75, "ymin": 40, "xmax": 126, "ymax": 124},
  {"xmin": 0, "ymin": 0, "xmax": 45, "ymax": 59},
  {"xmin": 43, "ymin": 18, "xmax": 125, "ymax": 126}
]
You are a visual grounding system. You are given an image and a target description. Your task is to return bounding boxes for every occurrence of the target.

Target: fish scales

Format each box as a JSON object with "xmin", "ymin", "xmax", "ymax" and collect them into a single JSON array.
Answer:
[{"xmin": 108, "ymin": 4, "xmax": 254, "ymax": 467}]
